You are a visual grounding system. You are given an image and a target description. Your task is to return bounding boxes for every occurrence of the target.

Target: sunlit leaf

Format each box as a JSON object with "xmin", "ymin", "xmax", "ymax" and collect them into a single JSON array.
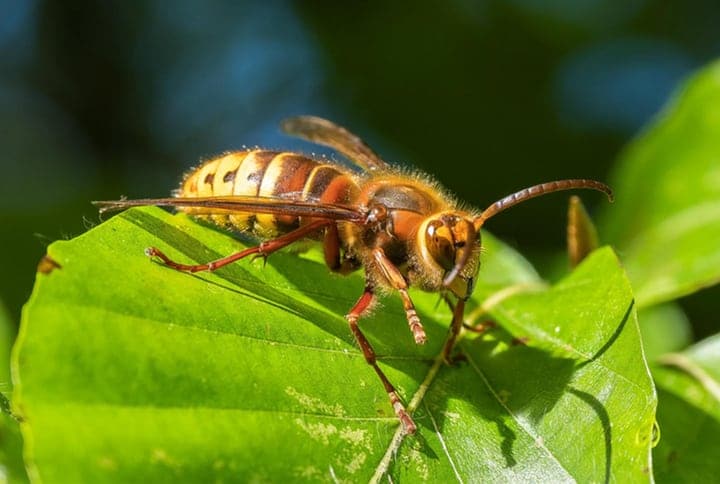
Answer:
[
  {"xmin": 13, "ymin": 207, "xmax": 654, "ymax": 482},
  {"xmin": 600, "ymin": 60, "xmax": 720, "ymax": 307},
  {"xmin": 391, "ymin": 248, "xmax": 656, "ymax": 482}
]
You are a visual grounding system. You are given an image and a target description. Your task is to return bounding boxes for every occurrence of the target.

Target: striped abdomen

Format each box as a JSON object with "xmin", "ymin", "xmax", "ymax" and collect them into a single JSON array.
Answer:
[{"xmin": 178, "ymin": 150, "xmax": 359, "ymax": 237}]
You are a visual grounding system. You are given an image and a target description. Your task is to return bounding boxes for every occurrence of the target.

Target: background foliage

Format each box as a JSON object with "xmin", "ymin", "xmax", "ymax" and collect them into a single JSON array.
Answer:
[{"xmin": 2, "ymin": 1, "xmax": 720, "ymax": 482}]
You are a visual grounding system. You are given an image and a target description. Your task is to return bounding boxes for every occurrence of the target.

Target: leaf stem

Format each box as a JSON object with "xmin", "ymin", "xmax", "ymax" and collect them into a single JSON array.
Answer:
[{"xmin": 657, "ymin": 353, "xmax": 720, "ymax": 403}]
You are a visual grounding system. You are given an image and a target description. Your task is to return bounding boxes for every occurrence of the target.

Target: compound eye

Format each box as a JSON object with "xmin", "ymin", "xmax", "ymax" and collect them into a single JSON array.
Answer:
[{"xmin": 425, "ymin": 220, "xmax": 455, "ymax": 271}]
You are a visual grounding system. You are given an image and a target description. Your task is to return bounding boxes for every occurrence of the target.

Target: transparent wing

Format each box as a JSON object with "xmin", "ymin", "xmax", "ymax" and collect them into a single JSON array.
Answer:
[{"xmin": 281, "ymin": 115, "xmax": 389, "ymax": 172}]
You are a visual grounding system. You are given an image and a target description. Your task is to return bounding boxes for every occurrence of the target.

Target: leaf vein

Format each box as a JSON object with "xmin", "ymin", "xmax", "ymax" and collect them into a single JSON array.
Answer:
[
  {"xmin": 32, "ymin": 400, "xmax": 399, "ymax": 422},
  {"xmin": 424, "ymin": 400, "xmax": 463, "ymax": 483}
]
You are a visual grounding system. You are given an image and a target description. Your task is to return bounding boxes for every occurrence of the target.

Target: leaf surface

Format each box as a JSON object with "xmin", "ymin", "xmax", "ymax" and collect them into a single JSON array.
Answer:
[
  {"xmin": 13, "ymin": 207, "xmax": 655, "ymax": 482},
  {"xmin": 637, "ymin": 304, "xmax": 693, "ymax": 364},
  {"xmin": 0, "ymin": 301, "xmax": 27, "ymax": 483},
  {"xmin": 600, "ymin": 60, "xmax": 720, "ymax": 307}
]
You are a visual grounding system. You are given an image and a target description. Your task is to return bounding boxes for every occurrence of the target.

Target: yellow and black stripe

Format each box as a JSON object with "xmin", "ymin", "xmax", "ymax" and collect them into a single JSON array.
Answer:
[{"xmin": 179, "ymin": 150, "xmax": 359, "ymax": 236}]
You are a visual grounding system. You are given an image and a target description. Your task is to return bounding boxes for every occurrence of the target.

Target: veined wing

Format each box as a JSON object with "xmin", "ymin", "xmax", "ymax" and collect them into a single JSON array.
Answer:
[{"xmin": 281, "ymin": 115, "xmax": 389, "ymax": 172}]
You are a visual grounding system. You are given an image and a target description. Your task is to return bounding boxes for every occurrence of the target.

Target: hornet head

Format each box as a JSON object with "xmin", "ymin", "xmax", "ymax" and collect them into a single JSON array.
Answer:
[{"xmin": 414, "ymin": 212, "xmax": 480, "ymax": 299}]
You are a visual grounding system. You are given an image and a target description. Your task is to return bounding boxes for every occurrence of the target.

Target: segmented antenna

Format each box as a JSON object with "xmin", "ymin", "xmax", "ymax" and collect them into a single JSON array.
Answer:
[{"xmin": 474, "ymin": 179, "xmax": 613, "ymax": 230}]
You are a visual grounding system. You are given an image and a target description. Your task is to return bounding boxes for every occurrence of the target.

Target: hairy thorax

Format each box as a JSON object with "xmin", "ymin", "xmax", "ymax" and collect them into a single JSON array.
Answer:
[{"xmin": 348, "ymin": 175, "xmax": 451, "ymax": 268}]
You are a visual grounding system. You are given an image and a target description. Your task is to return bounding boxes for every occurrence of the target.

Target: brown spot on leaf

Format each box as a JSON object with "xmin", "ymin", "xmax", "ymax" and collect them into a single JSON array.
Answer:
[
  {"xmin": 37, "ymin": 255, "xmax": 61, "ymax": 274},
  {"xmin": 511, "ymin": 336, "xmax": 530, "ymax": 346}
]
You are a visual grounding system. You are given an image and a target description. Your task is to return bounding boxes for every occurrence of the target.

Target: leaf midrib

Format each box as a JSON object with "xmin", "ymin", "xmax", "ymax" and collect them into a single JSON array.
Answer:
[{"xmin": 25, "ymin": 401, "xmax": 399, "ymax": 422}]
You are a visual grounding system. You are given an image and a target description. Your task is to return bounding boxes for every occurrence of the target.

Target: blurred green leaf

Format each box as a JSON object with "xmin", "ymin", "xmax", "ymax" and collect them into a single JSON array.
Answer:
[
  {"xmin": 0, "ymin": 411, "xmax": 27, "ymax": 484},
  {"xmin": 0, "ymin": 302, "xmax": 27, "ymax": 483},
  {"xmin": 0, "ymin": 302, "xmax": 12, "ymax": 389},
  {"xmin": 601, "ymin": 60, "xmax": 720, "ymax": 308},
  {"xmin": 13, "ymin": 207, "xmax": 654, "ymax": 481},
  {"xmin": 637, "ymin": 303, "xmax": 693, "ymax": 363},
  {"xmin": 652, "ymin": 334, "xmax": 720, "ymax": 481}
]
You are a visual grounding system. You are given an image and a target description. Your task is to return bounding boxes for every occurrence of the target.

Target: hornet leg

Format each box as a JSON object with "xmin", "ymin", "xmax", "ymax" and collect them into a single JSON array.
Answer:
[
  {"xmin": 346, "ymin": 286, "xmax": 417, "ymax": 435},
  {"xmin": 146, "ymin": 219, "xmax": 332, "ymax": 272},
  {"xmin": 323, "ymin": 222, "xmax": 360, "ymax": 274},
  {"xmin": 372, "ymin": 248, "xmax": 427, "ymax": 345},
  {"xmin": 441, "ymin": 298, "xmax": 466, "ymax": 365}
]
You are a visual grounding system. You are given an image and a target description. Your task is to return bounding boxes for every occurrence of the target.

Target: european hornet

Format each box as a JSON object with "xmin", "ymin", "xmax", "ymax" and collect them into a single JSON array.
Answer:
[{"xmin": 95, "ymin": 116, "xmax": 612, "ymax": 434}]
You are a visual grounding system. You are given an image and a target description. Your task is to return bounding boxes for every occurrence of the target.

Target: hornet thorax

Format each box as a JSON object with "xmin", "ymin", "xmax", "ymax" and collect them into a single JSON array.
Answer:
[{"xmin": 348, "ymin": 175, "xmax": 481, "ymax": 299}]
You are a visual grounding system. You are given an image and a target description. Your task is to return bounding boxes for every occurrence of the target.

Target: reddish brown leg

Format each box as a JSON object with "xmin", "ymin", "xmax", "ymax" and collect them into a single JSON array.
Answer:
[
  {"xmin": 464, "ymin": 320, "xmax": 497, "ymax": 334},
  {"xmin": 443, "ymin": 294, "xmax": 496, "ymax": 335},
  {"xmin": 146, "ymin": 219, "xmax": 332, "ymax": 272},
  {"xmin": 372, "ymin": 248, "xmax": 426, "ymax": 344},
  {"xmin": 441, "ymin": 298, "xmax": 466, "ymax": 365},
  {"xmin": 323, "ymin": 223, "xmax": 342, "ymax": 271},
  {"xmin": 346, "ymin": 286, "xmax": 417, "ymax": 435},
  {"xmin": 323, "ymin": 223, "xmax": 358, "ymax": 275}
]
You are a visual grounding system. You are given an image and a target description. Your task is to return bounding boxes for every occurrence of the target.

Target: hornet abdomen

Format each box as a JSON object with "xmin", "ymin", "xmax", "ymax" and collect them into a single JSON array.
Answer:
[{"xmin": 179, "ymin": 149, "xmax": 360, "ymax": 237}]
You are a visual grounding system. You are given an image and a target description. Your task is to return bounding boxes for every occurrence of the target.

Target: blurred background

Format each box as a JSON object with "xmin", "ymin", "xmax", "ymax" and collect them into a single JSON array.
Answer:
[{"xmin": 2, "ymin": 0, "xmax": 720, "ymax": 338}]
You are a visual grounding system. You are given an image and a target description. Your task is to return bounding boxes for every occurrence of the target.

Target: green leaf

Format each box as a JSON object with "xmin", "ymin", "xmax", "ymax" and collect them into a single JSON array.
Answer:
[
  {"xmin": 0, "ymin": 302, "xmax": 11, "ymax": 391},
  {"xmin": 0, "ymin": 410, "xmax": 27, "ymax": 484},
  {"xmin": 393, "ymin": 248, "xmax": 656, "ymax": 482},
  {"xmin": 600, "ymin": 60, "xmax": 720, "ymax": 307},
  {"xmin": 652, "ymin": 334, "xmax": 720, "ymax": 482},
  {"xmin": 14, "ymin": 207, "xmax": 654, "ymax": 482},
  {"xmin": 637, "ymin": 303, "xmax": 693, "ymax": 363},
  {"xmin": 0, "ymin": 301, "xmax": 28, "ymax": 483}
]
